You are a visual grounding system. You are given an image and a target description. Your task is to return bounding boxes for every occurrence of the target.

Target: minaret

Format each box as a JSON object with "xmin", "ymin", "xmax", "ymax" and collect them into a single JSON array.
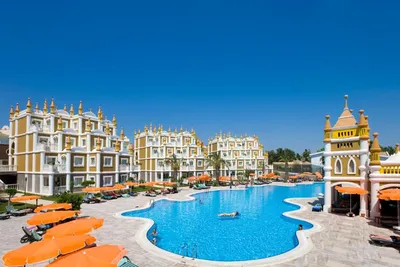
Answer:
[
  {"xmin": 43, "ymin": 99, "xmax": 48, "ymax": 114},
  {"xmin": 369, "ymin": 133, "xmax": 382, "ymax": 218},
  {"xmin": 9, "ymin": 106, "xmax": 14, "ymax": 119},
  {"xmin": 15, "ymin": 103, "xmax": 20, "ymax": 117},
  {"xmin": 69, "ymin": 104, "xmax": 74, "ymax": 116},
  {"xmin": 323, "ymin": 115, "xmax": 332, "ymax": 212},
  {"xmin": 50, "ymin": 98, "xmax": 55, "ymax": 114},
  {"xmin": 26, "ymin": 98, "xmax": 32, "ymax": 114}
]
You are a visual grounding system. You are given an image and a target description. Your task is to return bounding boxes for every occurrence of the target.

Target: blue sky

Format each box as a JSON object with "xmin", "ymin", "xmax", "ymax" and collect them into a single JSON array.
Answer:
[{"xmin": 0, "ymin": 1, "xmax": 399, "ymax": 152}]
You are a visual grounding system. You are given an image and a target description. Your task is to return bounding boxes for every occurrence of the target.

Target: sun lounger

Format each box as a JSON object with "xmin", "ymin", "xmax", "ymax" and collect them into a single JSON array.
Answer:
[
  {"xmin": 369, "ymin": 234, "xmax": 400, "ymax": 247},
  {"xmin": 0, "ymin": 213, "xmax": 10, "ymax": 220},
  {"xmin": 145, "ymin": 192, "xmax": 157, "ymax": 197},
  {"xmin": 122, "ymin": 193, "xmax": 131, "ymax": 198},
  {"xmin": 118, "ymin": 256, "xmax": 139, "ymax": 267},
  {"xmin": 312, "ymin": 203, "xmax": 323, "ymax": 212},
  {"xmin": 20, "ymin": 226, "xmax": 43, "ymax": 243},
  {"xmin": 6, "ymin": 205, "xmax": 27, "ymax": 216},
  {"xmin": 129, "ymin": 192, "xmax": 138, "ymax": 197}
]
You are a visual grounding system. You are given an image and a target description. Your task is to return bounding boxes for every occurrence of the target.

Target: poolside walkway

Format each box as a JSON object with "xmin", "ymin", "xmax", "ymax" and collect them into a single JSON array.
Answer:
[{"xmin": 1, "ymin": 186, "xmax": 400, "ymax": 267}]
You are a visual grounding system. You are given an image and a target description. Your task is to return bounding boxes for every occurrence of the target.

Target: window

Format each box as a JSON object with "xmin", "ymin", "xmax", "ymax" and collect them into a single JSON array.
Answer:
[
  {"xmin": 335, "ymin": 158, "xmax": 342, "ymax": 174},
  {"xmin": 103, "ymin": 157, "xmax": 113, "ymax": 167},
  {"xmin": 39, "ymin": 137, "xmax": 49, "ymax": 144},
  {"xmin": 73, "ymin": 176, "xmax": 84, "ymax": 187},
  {"xmin": 73, "ymin": 122, "xmax": 78, "ymax": 130},
  {"xmin": 81, "ymin": 138, "xmax": 86, "ymax": 147},
  {"xmin": 197, "ymin": 160, "xmax": 203, "ymax": 167},
  {"xmin": 91, "ymin": 122, "xmax": 95, "ymax": 131},
  {"xmin": 62, "ymin": 121, "xmax": 68, "ymax": 129},
  {"xmin": 112, "ymin": 142, "xmax": 115, "ymax": 148},
  {"xmin": 103, "ymin": 176, "xmax": 112, "ymax": 186},
  {"xmin": 120, "ymin": 174, "xmax": 128, "ymax": 183},
  {"xmin": 89, "ymin": 157, "xmax": 96, "ymax": 167},
  {"xmin": 70, "ymin": 138, "xmax": 76, "ymax": 147},
  {"xmin": 73, "ymin": 156, "xmax": 84, "ymax": 167},
  {"xmin": 89, "ymin": 176, "xmax": 95, "ymax": 181},
  {"xmin": 189, "ymin": 161, "xmax": 194, "ymax": 166},
  {"xmin": 348, "ymin": 158, "xmax": 356, "ymax": 174},
  {"xmin": 121, "ymin": 158, "xmax": 128, "ymax": 165},
  {"xmin": 46, "ymin": 156, "xmax": 57, "ymax": 165},
  {"xmin": 238, "ymin": 161, "xmax": 243, "ymax": 166},
  {"xmin": 32, "ymin": 119, "xmax": 42, "ymax": 128}
]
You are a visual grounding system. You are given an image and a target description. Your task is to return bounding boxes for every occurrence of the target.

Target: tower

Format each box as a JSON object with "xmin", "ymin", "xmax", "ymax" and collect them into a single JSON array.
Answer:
[{"xmin": 323, "ymin": 95, "xmax": 370, "ymax": 216}]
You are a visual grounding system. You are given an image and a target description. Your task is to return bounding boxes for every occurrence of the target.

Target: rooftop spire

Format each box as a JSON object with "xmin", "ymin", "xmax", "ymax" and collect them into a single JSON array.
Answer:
[
  {"xmin": 43, "ymin": 99, "xmax": 48, "ymax": 114},
  {"xmin": 9, "ymin": 106, "xmax": 14, "ymax": 119},
  {"xmin": 396, "ymin": 144, "xmax": 399, "ymax": 154},
  {"xmin": 370, "ymin": 132, "xmax": 381, "ymax": 166},
  {"xmin": 63, "ymin": 104, "xmax": 67, "ymax": 112},
  {"xmin": 26, "ymin": 98, "xmax": 32, "ymax": 113},
  {"xmin": 15, "ymin": 103, "xmax": 20, "ymax": 116},
  {"xmin": 112, "ymin": 114, "xmax": 117, "ymax": 126},
  {"xmin": 344, "ymin": 95, "xmax": 349, "ymax": 110},
  {"xmin": 78, "ymin": 101, "xmax": 83, "ymax": 116},
  {"xmin": 70, "ymin": 104, "xmax": 74, "ymax": 116},
  {"xmin": 35, "ymin": 102, "xmax": 39, "ymax": 112},
  {"xmin": 50, "ymin": 98, "xmax": 55, "ymax": 114},
  {"xmin": 120, "ymin": 128, "xmax": 125, "ymax": 139}
]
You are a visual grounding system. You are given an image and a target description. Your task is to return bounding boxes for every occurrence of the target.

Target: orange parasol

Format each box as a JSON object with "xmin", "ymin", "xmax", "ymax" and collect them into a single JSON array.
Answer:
[
  {"xmin": 2, "ymin": 235, "xmax": 96, "ymax": 267},
  {"xmin": 199, "ymin": 174, "xmax": 211, "ymax": 181},
  {"xmin": 335, "ymin": 186, "xmax": 368, "ymax": 215},
  {"xmin": 188, "ymin": 176, "xmax": 198, "ymax": 182},
  {"xmin": 34, "ymin": 203, "xmax": 72, "ymax": 213},
  {"xmin": 27, "ymin": 211, "xmax": 80, "ymax": 226},
  {"xmin": 249, "ymin": 173, "xmax": 255, "ymax": 177},
  {"xmin": 218, "ymin": 176, "xmax": 229, "ymax": 182},
  {"xmin": 112, "ymin": 184, "xmax": 126, "ymax": 190},
  {"xmin": 11, "ymin": 195, "xmax": 41, "ymax": 202},
  {"xmin": 124, "ymin": 182, "xmax": 138, "ymax": 187},
  {"xmin": 82, "ymin": 187, "xmax": 101, "ymax": 193},
  {"xmin": 46, "ymin": 245, "xmax": 127, "ymax": 267},
  {"xmin": 43, "ymin": 217, "xmax": 104, "ymax": 239},
  {"xmin": 378, "ymin": 190, "xmax": 400, "ymax": 227},
  {"xmin": 100, "ymin": 187, "xmax": 115, "ymax": 191}
]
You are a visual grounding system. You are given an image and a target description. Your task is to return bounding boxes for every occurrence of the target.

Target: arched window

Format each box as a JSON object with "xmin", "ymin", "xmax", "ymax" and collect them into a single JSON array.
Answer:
[
  {"xmin": 335, "ymin": 158, "xmax": 342, "ymax": 174},
  {"xmin": 348, "ymin": 158, "xmax": 356, "ymax": 174}
]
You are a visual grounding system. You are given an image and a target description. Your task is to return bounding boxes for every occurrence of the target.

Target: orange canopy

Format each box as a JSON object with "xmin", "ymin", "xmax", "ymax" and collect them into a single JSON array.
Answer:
[
  {"xmin": 43, "ymin": 217, "xmax": 104, "ymax": 239},
  {"xmin": 46, "ymin": 245, "xmax": 127, "ymax": 267},
  {"xmin": 27, "ymin": 211, "xmax": 80, "ymax": 226},
  {"xmin": 112, "ymin": 184, "xmax": 126, "ymax": 190},
  {"xmin": 2, "ymin": 235, "xmax": 96, "ymax": 267},
  {"xmin": 218, "ymin": 176, "xmax": 229, "ymax": 181},
  {"xmin": 100, "ymin": 187, "xmax": 115, "ymax": 191},
  {"xmin": 11, "ymin": 195, "xmax": 40, "ymax": 202},
  {"xmin": 199, "ymin": 174, "xmax": 211, "ymax": 181},
  {"xmin": 380, "ymin": 188, "xmax": 400, "ymax": 195},
  {"xmin": 157, "ymin": 182, "xmax": 176, "ymax": 186},
  {"xmin": 140, "ymin": 182, "xmax": 157, "ymax": 187},
  {"xmin": 124, "ymin": 182, "xmax": 139, "ymax": 187},
  {"xmin": 188, "ymin": 176, "xmax": 198, "ymax": 182},
  {"xmin": 82, "ymin": 187, "xmax": 101, "ymax": 193},
  {"xmin": 335, "ymin": 186, "xmax": 368, "ymax": 195},
  {"xmin": 34, "ymin": 203, "xmax": 72, "ymax": 213}
]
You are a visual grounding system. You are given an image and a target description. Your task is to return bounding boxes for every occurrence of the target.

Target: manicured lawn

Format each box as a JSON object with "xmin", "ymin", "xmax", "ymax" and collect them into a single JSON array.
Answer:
[{"xmin": 0, "ymin": 201, "xmax": 35, "ymax": 213}]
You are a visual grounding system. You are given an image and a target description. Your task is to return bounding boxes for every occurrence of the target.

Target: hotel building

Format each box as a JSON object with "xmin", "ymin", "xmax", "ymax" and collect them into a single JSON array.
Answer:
[
  {"xmin": 8, "ymin": 98, "xmax": 137, "ymax": 195},
  {"xmin": 323, "ymin": 95, "xmax": 400, "ymax": 218},
  {"xmin": 133, "ymin": 125, "xmax": 206, "ymax": 181},
  {"xmin": 206, "ymin": 132, "xmax": 272, "ymax": 178}
]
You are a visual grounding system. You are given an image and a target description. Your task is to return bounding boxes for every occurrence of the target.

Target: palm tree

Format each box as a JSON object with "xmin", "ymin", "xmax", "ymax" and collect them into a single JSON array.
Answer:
[
  {"xmin": 165, "ymin": 154, "xmax": 180, "ymax": 184},
  {"xmin": 206, "ymin": 151, "xmax": 231, "ymax": 185},
  {"xmin": 279, "ymin": 149, "xmax": 294, "ymax": 181}
]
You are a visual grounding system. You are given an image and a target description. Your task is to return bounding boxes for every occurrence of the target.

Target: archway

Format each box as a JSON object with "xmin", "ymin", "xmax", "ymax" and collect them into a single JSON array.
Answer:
[
  {"xmin": 330, "ymin": 182, "xmax": 361, "ymax": 214},
  {"xmin": 378, "ymin": 184, "xmax": 400, "ymax": 222}
]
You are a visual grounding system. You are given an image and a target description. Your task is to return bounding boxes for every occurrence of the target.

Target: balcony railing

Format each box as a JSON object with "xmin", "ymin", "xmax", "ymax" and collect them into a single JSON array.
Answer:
[
  {"xmin": 42, "ymin": 164, "xmax": 66, "ymax": 173},
  {"xmin": 130, "ymin": 165, "xmax": 141, "ymax": 172},
  {"xmin": 0, "ymin": 165, "xmax": 17, "ymax": 172},
  {"xmin": 119, "ymin": 164, "xmax": 129, "ymax": 172},
  {"xmin": 37, "ymin": 143, "xmax": 58, "ymax": 152},
  {"xmin": 4, "ymin": 184, "xmax": 18, "ymax": 190}
]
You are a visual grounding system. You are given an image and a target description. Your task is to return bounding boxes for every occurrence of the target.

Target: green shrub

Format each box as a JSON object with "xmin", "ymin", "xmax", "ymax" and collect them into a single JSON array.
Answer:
[
  {"xmin": 212, "ymin": 180, "xmax": 219, "ymax": 187},
  {"xmin": 56, "ymin": 192, "xmax": 83, "ymax": 210},
  {"xmin": 81, "ymin": 180, "xmax": 95, "ymax": 187},
  {"xmin": 5, "ymin": 188, "xmax": 17, "ymax": 203}
]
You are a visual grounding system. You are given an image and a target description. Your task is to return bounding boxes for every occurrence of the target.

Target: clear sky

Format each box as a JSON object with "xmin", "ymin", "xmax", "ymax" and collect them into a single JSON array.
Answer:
[{"xmin": 0, "ymin": 1, "xmax": 399, "ymax": 152}]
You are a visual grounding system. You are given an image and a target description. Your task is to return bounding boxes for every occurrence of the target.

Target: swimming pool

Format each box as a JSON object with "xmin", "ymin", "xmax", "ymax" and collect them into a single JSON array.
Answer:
[{"xmin": 122, "ymin": 183, "xmax": 324, "ymax": 262}]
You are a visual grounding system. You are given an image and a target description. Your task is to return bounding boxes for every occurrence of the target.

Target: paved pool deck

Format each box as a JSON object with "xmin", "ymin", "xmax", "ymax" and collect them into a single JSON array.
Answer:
[{"xmin": 1, "ymin": 185, "xmax": 400, "ymax": 267}]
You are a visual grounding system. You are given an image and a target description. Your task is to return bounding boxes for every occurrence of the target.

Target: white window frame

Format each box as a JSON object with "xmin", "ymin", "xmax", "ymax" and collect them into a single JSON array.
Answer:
[
  {"xmin": 103, "ymin": 176, "xmax": 113, "ymax": 186},
  {"xmin": 120, "ymin": 174, "xmax": 128, "ymax": 182},
  {"xmin": 62, "ymin": 120, "xmax": 68, "ymax": 129},
  {"xmin": 121, "ymin": 158, "xmax": 129, "ymax": 165},
  {"xmin": 91, "ymin": 122, "xmax": 95, "ymax": 131},
  {"xmin": 32, "ymin": 119, "xmax": 42, "ymax": 128},
  {"xmin": 46, "ymin": 156, "xmax": 57, "ymax": 165},
  {"xmin": 73, "ymin": 156, "xmax": 85, "ymax": 167},
  {"xmin": 103, "ymin": 156, "xmax": 113, "ymax": 167},
  {"xmin": 89, "ymin": 157, "xmax": 96, "ymax": 167},
  {"xmin": 89, "ymin": 176, "xmax": 95, "ymax": 181},
  {"xmin": 197, "ymin": 160, "xmax": 203, "ymax": 167},
  {"xmin": 348, "ymin": 157, "xmax": 356, "ymax": 174},
  {"xmin": 73, "ymin": 121, "xmax": 78, "ymax": 130},
  {"xmin": 73, "ymin": 176, "xmax": 84, "ymax": 187},
  {"xmin": 189, "ymin": 161, "xmax": 194, "ymax": 166},
  {"xmin": 334, "ymin": 158, "xmax": 342, "ymax": 174},
  {"xmin": 81, "ymin": 138, "xmax": 86, "ymax": 147},
  {"xmin": 70, "ymin": 137, "xmax": 76, "ymax": 147},
  {"xmin": 238, "ymin": 161, "xmax": 243, "ymax": 166}
]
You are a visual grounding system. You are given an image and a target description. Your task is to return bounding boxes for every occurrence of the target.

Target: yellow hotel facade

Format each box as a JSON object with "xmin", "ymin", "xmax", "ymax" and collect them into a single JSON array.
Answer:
[{"xmin": 8, "ymin": 98, "xmax": 137, "ymax": 195}]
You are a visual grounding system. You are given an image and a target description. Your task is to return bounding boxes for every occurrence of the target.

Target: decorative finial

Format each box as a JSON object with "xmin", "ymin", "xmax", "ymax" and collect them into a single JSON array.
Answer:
[
  {"xmin": 96, "ymin": 136, "xmax": 101, "ymax": 151},
  {"xmin": 158, "ymin": 125, "xmax": 162, "ymax": 133},
  {"xmin": 50, "ymin": 98, "xmax": 55, "ymax": 114},
  {"xmin": 69, "ymin": 104, "xmax": 74, "ymax": 116},
  {"xmin": 395, "ymin": 144, "xmax": 399, "ymax": 154},
  {"xmin": 149, "ymin": 123, "xmax": 153, "ymax": 131},
  {"xmin": 26, "ymin": 98, "xmax": 32, "ymax": 113},
  {"xmin": 168, "ymin": 127, "xmax": 171, "ymax": 135},
  {"xmin": 180, "ymin": 125, "xmax": 183, "ymax": 133},
  {"xmin": 85, "ymin": 118, "xmax": 91, "ymax": 132},
  {"xmin": 43, "ymin": 99, "xmax": 48, "ymax": 114},
  {"xmin": 370, "ymin": 132, "xmax": 381, "ymax": 166},
  {"xmin": 78, "ymin": 101, "xmax": 83, "ymax": 116},
  {"xmin": 9, "ymin": 106, "xmax": 14, "ymax": 119},
  {"xmin": 112, "ymin": 114, "xmax": 117, "ymax": 126},
  {"xmin": 129, "ymin": 144, "xmax": 134, "ymax": 155},
  {"xmin": 120, "ymin": 128, "xmax": 125, "ymax": 139},
  {"xmin": 97, "ymin": 106, "xmax": 103, "ymax": 120},
  {"xmin": 63, "ymin": 104, "xmax": 67, "ymax": 112},
  {"xmin": 344, "ymin": 95, "xmax": 349, "ymax": 110},
  {"xmin": 35, "ymin": 102, "xmax": 39, "ymax": 112},
  {"xmin": 174, "ymin": 127, "xmax": 178, "ymax": 134},
  {"xmin": 115, "ymin": 139, "xmax": 120, "ymax": 152},
  {"xmin": 15, "ymin": 103, "xmax": 20, "ymax": 116},
  {"xmin": 57, "ymin": 117, "xmax": 63, "ymax": 131},
  {"xmin": 65, "ymin": 135, "xmax": 71, "ymax": 150},
  {"xmin": 105, "ymin": 122, "xmax": 110, "ymax": 135}
]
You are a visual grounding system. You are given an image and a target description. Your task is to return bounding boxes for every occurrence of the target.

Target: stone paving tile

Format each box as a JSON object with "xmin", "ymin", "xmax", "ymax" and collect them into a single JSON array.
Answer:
[{"xmin": 1, "ymin": 186, "xmax": 400, "ymax": 266}]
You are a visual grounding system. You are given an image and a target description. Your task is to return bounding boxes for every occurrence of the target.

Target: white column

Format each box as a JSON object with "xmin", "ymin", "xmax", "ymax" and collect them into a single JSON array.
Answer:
[
  {"xmin": 323, "ymin": 143, "xmax": 332, "ymax": 212},
  {"xmin": 87, "ymin": 133, "xmax": 91, "ymax": 152},
  {"xmin": 370, "ymin": 180, "xmax": 381, "ymax": 219},
  {"xmin": 360, "ymin": 178, "xmax": 368, "ymax": 217},
  {"xmin": 50, "ymin": 115, "xmax": 55, "ymax": 133},
  {"xmin": 14, "ymin": 119, "xmax": 18, "ymax": 154},
  {"xmin": 78, "ymin": 118, "xmax": 83, "ymax": 134},
  {"xmin": 39, "ymin": 174, "xmax": 44, "ymax": 194},
  {"xmin": 113, "ymin": 127, "xmax": 116, "ymax": 136},
  {"xmin": 49, "ymin": 174, "xmax": 54, "ymax": 195},
  {"xmin": 96, "ymin": 153, "xmax": 101, "ymax": 187},
  {"xmin": 106, "ymin": 136, "xmax": 110, "ymax": 148},
  {"xmin": 129, "ymin": 155, "xmax": 133, "ymax": 178},
  {"xmin": 66, "ymin": 152, "xmax": 71, "ymax": 191},
  {"xmin": 32, "ymin": 151, "xmax": 36, "ymax": 193},
  {"xmin": 115, "ymin": 154, "xmax": 120, "ymax": 183},
  {"xmin": 57, "ymin": 132, "xmax": 63, "ymax": 152},
  {"xmin": 8, "ymin": 119, "xmax": 13, "ymax": 164},
  {"xmin": 359, "ymin": 140, "xmax": 369, "ymax": 216}
]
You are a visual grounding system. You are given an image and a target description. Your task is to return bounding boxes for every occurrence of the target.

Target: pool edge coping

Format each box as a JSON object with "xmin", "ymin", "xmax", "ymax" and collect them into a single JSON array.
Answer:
[{"xmin": 114, "ymin": 185, "xmax": 324, "ymax": 266}]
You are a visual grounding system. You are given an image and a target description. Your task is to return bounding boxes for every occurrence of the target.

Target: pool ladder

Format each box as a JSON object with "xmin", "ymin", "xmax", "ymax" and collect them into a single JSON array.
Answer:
[{"xmin": 180, "ymin": 243, "xmax": 198, "ymax": 260}]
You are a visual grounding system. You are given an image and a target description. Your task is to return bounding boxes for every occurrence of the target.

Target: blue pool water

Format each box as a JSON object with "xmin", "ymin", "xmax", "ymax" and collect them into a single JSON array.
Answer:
[{"xmin": 122, "ymin": 183, "xmax": 324, "ymax": 261}]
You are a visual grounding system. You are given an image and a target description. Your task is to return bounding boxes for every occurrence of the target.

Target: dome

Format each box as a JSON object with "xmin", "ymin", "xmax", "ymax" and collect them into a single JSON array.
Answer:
[
  {"xmin": 56, "ymin": 110, "xmax": 69, "ymax": 116},
  {"xmin": 63, "ymin": 128, "xmax": 77, "ymax": 134},
  {"xmin": 83, "ymin": 111, "xmax": 97, "ymax": 118},
  {"xmin": 383, "ymin": 152, "xmax": 400, "ymax": 165},
  {"xmin": 91, "ymin": 129, "xmax": 105, "ymax": 135}
]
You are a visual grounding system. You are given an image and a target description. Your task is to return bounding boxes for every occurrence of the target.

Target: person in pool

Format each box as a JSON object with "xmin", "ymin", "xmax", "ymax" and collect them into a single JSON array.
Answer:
[
  {"xmin": 298, "ymin": 224, "xmax": 303, "ymax": 230},
  {"xmin": 199, "ymin": 199, "xmax": 203, "ymax": 204},
  {"xmin": 152, "ymin": 228, "xmax": 158, "ymax": 236},
  {"xmin": 218, "ymin": 211, "xmax": 239, "ymax": 217},
  {"xmin": 152, "ymin": 237, "xmax": 157, "ymax": 245}
]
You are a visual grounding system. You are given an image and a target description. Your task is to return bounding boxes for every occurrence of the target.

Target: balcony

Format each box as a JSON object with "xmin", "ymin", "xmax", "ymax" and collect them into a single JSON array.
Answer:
[
  {"xmin": 130, "ymin": 165, "xmax": 141, "ymax": 172},
  {"xmin": 180, "ymin": 165, "xmax": 195, "ymax": 171},
  {"xmin": 119, "ymin": 164, "xmax": 130, "ymax": 172},
  {"xmin": 0, "ymin": 165, "xmax": 17, "ymax": 173},
  {"xmin": 37, "ymin": 143, "xmax": 58, "ymax": 152},
  {"xmin": 42, "ymin": 164, "xmax": 66, "ymax": 173}
]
